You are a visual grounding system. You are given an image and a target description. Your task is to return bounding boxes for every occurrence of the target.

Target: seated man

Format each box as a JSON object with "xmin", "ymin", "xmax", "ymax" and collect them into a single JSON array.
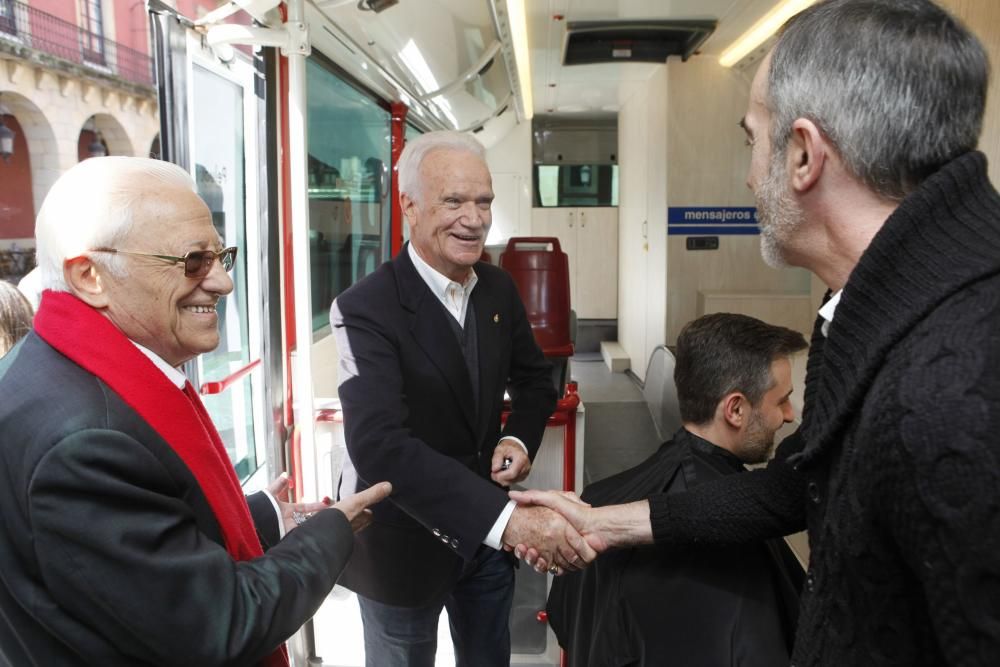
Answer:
[
  {"xmin": 0, "ymin": 157, "xmax": 390, "ymax": 666},
  {"xmin": 547, "ymin": 313, "xmax": 807, "ymax": 667}
]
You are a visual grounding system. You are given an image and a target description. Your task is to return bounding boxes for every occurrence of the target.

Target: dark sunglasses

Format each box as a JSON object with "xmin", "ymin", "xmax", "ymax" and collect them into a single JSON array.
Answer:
[{"xmin": 90, "ymin": 246, "xmax": 238, "ymax": 278}]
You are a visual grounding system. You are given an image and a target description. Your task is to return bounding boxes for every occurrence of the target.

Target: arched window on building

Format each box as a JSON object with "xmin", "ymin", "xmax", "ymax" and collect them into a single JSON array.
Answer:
[
  {"xmin": 78, "ymin": 117, "xmax": 109, "ymax": 161},
  {"xmin": 0, "ymin": 112, "xmax": 36, "ymax": 284}
]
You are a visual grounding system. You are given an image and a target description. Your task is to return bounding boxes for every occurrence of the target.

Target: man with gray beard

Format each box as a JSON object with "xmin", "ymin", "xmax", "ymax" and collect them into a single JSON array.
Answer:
[
  {"xmin": 749, "ymin": 137, "xmax": 806, "ymax": 270},
  {"xmin": 511, "ymin": 1, "xmax": 1000, "ymax": 664}
]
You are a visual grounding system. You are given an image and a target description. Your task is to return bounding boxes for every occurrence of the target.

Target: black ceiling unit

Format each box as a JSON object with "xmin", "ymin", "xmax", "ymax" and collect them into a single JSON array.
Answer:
[{"xmin": 563, "ymin": 20, "xmax": 717, "ymax": 65}]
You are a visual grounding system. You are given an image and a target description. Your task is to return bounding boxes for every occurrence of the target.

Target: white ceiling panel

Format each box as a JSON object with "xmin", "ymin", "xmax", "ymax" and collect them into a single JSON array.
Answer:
[
  {"xmin": 304, "ymin": 0, "xmax": 783, "ymax": 122},
  {"xmin": 526, "ymin": 0, "xmax": 781, "ymax": 116}
]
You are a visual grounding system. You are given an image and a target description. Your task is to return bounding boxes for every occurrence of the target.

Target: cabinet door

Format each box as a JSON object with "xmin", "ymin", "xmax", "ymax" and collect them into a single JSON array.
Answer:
[
  {"xmin": 576, "ymin": 207, "xmax": 618, "ymax": 319},
  {"xmin": 531, "ymin": 208, "xmax": 579, "ymax": 311}
]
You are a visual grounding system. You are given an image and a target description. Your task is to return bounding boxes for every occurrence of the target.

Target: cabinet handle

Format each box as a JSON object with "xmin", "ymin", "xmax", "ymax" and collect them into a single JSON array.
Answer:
[
  {"xmin": 581, "ymin": 211, "xmax": 586, "ymax": 228},
  {"xmin": 568, "ymin": 211, "xmax": 573, "ymax": 228}
]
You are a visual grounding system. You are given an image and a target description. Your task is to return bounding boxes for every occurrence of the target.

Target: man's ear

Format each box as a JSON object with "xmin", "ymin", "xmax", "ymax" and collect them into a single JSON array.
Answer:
[
  {"xmin": 63, "ymin": 255, "xmax": 111, "ymax": 308},
  {"xmin": 400, "ymin": 191, "xmax": 417, "ymax": 229},
  {"xmin": 786, "ymin": 118, "xmax": 827, "ymax": 193},
  {"xmin": 721, "ymin": 392, "xmax": 748, "ymax": 429}
]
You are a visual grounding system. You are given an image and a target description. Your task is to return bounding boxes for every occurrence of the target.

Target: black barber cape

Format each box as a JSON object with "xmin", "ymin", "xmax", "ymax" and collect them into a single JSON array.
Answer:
[{"xmin": 548, "ymin": 428, "xmax": 803, "ymax": 667}]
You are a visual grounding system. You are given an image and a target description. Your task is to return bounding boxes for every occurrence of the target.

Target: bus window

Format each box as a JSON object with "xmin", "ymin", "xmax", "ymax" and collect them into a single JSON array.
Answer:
[
  {"xmin": 307, "ymin": 58, "xmax": 392, "ymax": 332},
  {"xmin": 190, "ymin": 63, "xmax": 260, "ymax": 481},
  {"xmin": 534, "ymin": 164, "xmax": 619, "ymax": 207}
]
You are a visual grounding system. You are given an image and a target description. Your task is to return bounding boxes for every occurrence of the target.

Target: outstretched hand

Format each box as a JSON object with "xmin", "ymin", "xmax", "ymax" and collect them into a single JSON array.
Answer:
[
  {"xmin": 333, "ymin": 482, "xmax": 393, "ymax": 532},
  {"xmin": 507, "ymin": 489, "xmax": 611, "ymax": 573},
  {"xmin": 268, "ymin": 474, "xmax": 332, "ymax": 534},
  {"xmin": 267, "ymin": 474, "xmax": 392, "ymax": 534},
  {"xmin": 501, "ymin": 501, "xmax": 598, "ymax": 575}
]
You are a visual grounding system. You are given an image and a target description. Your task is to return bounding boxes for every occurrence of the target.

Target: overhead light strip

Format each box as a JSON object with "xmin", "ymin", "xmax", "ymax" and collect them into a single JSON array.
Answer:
[
  {"xmin": 505, "ymin": 0, "xmax": 533, "ymax": 120},
  {"xmin": 719, "ymin": 0, "xmax": 815, "ymax": 68}
]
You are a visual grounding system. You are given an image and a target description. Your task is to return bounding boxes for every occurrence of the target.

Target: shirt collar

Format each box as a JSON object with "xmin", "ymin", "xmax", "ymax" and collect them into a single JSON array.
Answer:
[
  {"xmin": 407, "ymin": 242, "xmax": 478, "ymax": 300},
  {"xmin": 132, "ymin": 342, "xmax": 188, "ymax": 389},
  {"xmin": 818, "ymin": 289, "xmax": 843, "ymax": 338}
]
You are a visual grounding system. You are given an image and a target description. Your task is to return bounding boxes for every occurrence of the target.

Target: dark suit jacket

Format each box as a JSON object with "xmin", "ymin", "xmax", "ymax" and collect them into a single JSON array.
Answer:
[
  {"xmin": 548, "ymin": 428, "xmax": 803, "ymax": 667},
  {"xmin": 0, "ymin": 333, "xmax": 355, "ymax": 667},
  {"xmin": 331, "ymin": 245, "xmax": 556, "ymax": 606}
]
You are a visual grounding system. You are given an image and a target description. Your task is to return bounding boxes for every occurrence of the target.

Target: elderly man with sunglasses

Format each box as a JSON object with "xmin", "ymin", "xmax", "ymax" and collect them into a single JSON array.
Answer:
[{"xmin": 0, "ymin": 157, "xmax": 390, "ymax": 667}]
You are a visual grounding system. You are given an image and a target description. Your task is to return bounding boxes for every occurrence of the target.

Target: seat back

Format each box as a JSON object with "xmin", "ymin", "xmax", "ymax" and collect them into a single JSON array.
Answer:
[
  {"xmin": 642, "ymin": 345, "xmax": 682, "ymax": 441},
  {"xmin": 499, "ymin": 237, "xmax": 573, "ymax": 356}
]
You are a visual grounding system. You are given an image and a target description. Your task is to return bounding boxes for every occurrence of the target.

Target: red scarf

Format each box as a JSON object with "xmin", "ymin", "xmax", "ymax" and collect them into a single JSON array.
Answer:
[{"xmin": 34, "ymin": 290, "xmax": 288, "ymax": 667}]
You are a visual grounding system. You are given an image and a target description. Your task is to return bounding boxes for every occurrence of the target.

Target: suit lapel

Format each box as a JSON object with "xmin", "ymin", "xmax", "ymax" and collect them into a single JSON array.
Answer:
[{"xmin": 395, "ymin": 247, "xmax": 477, "ymax": 432}]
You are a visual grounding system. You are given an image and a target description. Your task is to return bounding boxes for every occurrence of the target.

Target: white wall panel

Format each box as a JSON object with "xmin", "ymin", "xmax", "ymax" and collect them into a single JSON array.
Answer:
[
  {"xmin": 616, "ymin": 66, "xmax": 670, "ymax": 380},
  {"xmin": 664, "ymin": 55, "xmax": 812, "ymax": 344},
  {"xmin": 486, "ymin": 121, "xmax": 533, "ymax": 244}
]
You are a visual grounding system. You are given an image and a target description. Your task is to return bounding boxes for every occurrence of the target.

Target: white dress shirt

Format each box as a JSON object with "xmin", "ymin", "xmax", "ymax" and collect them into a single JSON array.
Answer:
[
  {"xmin": 407, "ymin": 243, "xmax": 522, "ymax": 550},
  {"xmin": 819, "ymin": 289, "xmax": 843, "ymax": 338}
]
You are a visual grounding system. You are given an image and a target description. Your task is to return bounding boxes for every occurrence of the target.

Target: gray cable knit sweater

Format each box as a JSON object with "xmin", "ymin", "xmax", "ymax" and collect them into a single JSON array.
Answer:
[{"xmin": 649, "ymin": 151, "xmax": 1000, "ymax": 665}]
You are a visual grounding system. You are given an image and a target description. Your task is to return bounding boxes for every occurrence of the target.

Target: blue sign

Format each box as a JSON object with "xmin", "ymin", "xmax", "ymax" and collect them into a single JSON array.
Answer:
[{"xmin": 668, "ymin": 207, "xmax": 759, "ymax": 235}]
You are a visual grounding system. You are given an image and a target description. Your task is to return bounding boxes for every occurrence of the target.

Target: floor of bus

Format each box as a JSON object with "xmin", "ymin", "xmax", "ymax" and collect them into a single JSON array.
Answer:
[{"xmin": 309, "ymin": 353, "xmax": 660, "ymax": 666}]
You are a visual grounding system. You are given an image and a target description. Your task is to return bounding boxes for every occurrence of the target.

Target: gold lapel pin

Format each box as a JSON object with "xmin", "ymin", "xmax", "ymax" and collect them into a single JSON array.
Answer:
[{"xmin": 493, "ymin": 313, "xmax": 500, "ymax": 324}]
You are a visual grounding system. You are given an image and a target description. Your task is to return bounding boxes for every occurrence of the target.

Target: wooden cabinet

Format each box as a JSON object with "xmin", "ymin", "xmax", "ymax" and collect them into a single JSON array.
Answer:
[{"xmin": 531, "ymin": 207, "xmax": 618, "ymax": 319}]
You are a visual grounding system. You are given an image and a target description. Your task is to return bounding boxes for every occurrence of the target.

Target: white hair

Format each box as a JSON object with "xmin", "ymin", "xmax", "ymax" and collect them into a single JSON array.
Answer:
[
  {"xmin": 35, "ymin": 157, "xmax": 197, "ymax": 292},
  {"xmin": 397, "ymin": 130, "xmax": 486, "ymax": 204}
]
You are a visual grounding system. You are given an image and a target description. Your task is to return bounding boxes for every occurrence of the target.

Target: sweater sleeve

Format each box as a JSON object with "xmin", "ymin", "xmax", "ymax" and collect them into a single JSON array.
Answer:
[{"xmin": 649, "ymin": 431, "xmax": 808, "ymax": 546}]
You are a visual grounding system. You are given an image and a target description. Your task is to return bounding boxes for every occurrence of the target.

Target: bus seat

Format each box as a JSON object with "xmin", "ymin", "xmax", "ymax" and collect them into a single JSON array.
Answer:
[
  {"xmin": 500, "ymin": 237, "xmax": 574, "ymax": 392},
  {"xmin": 641, "ymin": 345, "xmax": 682, "ymax": 442}
]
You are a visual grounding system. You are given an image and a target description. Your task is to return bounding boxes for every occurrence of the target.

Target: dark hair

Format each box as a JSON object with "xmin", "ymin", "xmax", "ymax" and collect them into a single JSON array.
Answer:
[
  {"xmin": 768, "ymin": 0, "xmax": 989, "ymax": 200},
  {"xmin": 0, "ymin": 280, "xmax": 33, "ymax": 358},
  {"xmin": 674, "ymin": 313, "xmax": 808, "ymax": 425}
]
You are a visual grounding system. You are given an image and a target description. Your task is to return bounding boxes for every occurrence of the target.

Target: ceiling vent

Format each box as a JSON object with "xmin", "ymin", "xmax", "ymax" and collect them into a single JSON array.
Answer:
[{"xmin": 563, "ymin": 20, "xmax": 716, "ymax": 65}]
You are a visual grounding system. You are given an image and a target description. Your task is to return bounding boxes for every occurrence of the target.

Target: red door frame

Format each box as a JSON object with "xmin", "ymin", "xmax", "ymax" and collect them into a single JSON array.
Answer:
[
  {"xmin": 277, "ymin": 25, "xmax": 410, "ymax": 488},
  {"xmin": 390, "ymin": 101, "xmax": 408, "ymax": 257}
]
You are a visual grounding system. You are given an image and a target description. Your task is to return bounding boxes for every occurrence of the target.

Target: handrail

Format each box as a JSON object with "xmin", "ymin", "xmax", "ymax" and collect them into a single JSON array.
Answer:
[
  {"xmin": 502, "ymin": 381, "xmax": 581, "ymax": 492},
  {"xmin": 503, "ymin": 236, "xmax": 563, "ymax": 252},
  {"xmin": 289, "ymin": 424, "xmax": 303, "ymax": 502},
  {"xmin": 287, "ymin": 0, "xmax": 320, "ymax": 504},
  {"xmin": 199, "ymin": 358, "xmax": 261, "ymax": 395},
  {"xmin": 415, "ymin": 41, "xmax": 502, "ymax": 102},
  {"xmin": 315, "ymin": 408, "xmax": 343, "ymax": 423},
  {"xmin": 545, "ymin": 380, "xmax": 581, "ymax": 667},
  {"xmin": 555, "ymin": 382, "xmax": 580, "ymax": 492}
]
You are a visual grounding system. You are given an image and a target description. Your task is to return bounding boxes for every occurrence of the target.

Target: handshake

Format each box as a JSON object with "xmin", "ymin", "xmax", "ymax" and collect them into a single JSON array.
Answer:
[{"xmin": 499, "ymin": 489, "xmax": 653, "ymax": 576}]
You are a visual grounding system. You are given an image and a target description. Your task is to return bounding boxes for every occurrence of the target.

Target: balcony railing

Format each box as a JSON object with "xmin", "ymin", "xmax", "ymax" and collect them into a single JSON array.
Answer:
[{"xmin": 0, "ymin": 0, "xmax": 153, "ymax": 88}]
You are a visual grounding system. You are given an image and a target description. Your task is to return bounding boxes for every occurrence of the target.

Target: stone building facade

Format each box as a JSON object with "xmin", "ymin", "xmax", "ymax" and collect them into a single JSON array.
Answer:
[{"xmin": 0, "ymin": 0, "xmax": 220, "ymax": 283}]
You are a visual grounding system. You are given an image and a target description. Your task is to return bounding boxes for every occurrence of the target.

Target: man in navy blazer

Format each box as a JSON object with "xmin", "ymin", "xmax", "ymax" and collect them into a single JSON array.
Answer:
[{"xmin": 331, "ymin": 131, "xmax": 595, "ymax": 666}]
